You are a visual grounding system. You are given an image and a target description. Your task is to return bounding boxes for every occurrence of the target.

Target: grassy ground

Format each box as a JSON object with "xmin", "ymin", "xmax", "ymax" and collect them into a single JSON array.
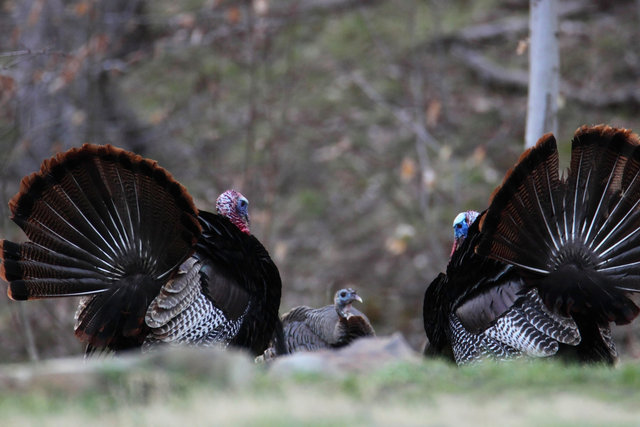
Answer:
[{"xmin": 1, "ymin": 347, "xmax": 639, "ymax": 426}]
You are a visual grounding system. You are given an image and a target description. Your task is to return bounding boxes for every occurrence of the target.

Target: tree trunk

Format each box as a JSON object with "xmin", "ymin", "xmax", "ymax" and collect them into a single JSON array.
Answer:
[{"xmin": 525, "ymin": 0, "xmax": 559, "ymax": 148}]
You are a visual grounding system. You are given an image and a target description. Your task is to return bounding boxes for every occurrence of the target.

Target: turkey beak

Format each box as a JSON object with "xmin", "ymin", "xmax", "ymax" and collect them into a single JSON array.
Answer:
[{"xmin": 353, "ymin": 294, "xmax": 363, "ymax": 304}]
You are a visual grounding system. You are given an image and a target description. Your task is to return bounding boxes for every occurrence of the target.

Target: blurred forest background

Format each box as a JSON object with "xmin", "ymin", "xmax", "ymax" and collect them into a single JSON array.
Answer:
[{"xmin": 1, "ymin": 0, "xmax": 640, "ymax": 363}]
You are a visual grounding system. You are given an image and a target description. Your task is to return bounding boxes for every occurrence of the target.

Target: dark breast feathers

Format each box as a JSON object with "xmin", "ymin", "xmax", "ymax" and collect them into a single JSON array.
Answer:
[{"xmin": 0, "ymin": 144, "xmax": 281, "ymax": 356}]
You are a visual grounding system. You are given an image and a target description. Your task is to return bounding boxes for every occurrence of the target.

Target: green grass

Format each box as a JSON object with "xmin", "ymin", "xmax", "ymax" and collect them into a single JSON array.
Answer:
[{"xmin": 1, "ymin": 352, "xmax": 639, "ymax": 426}]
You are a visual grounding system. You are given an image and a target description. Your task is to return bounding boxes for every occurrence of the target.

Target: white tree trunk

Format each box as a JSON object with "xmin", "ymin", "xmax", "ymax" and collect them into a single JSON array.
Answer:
[{"xmin": 525, "ymin": 0, "xmax": 559, "ymax": 148}]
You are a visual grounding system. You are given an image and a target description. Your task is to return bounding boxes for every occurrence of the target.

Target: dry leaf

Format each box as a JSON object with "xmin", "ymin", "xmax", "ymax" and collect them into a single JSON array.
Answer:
[
  {"xmin": 227, "ymin": 7, "xmax": 241, "ymax": 24},
  {"xmin": 472, "ymin": 145, "xmax": 486, "ymax": 164},
  {"xmin": 149, "ymin": 109, "xmax": 169, "ymax": 125},
  {"xmin": 0, "ymin": 75, "xmax": 16, "ymax": 106},
  {"xmin": 516, "ymin": 38, "xmax": 529, "ymax": 56},
  {"xmin": 386, "ymin": 224, "xmax": 415, "ymax": 255},
  {"xmin": 386, "ymin": 237, "xmax": 407, "ymax": 255},
  {"xmin": 426, "ymin": 99, "xmax": 441, "ymax": 127},
  {"xmin": 74, "ymin": 1, "xmax": 90, "ymax": 17},
  {"xmin": 400, "ymin": 157, "xmax": 416, "ymax": 182},
  {"xmin": 0, "ymin": 75, "xmax": 16, "ymax": 92}
]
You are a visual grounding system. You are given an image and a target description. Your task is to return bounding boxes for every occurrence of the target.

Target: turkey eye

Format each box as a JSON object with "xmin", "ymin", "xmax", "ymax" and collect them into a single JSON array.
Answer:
[
  {"xmin": 238, "ymin": 199, "xmax": 248, "ymax": 209},
  {"xmin": 456, "ymin": 224, "xmax": 462, "ymax": 229},
  {"xmin": 340, "ymin": 291, "xmax": 347, "ymax": 298}
]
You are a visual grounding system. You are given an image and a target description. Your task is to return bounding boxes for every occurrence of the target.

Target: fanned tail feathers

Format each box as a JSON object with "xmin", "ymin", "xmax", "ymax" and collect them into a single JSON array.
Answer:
[
  {"xmin": 1, "ymin": 144, "xmax": 202, "ymax": 349},
  {"xmin": 477, "ymin": 125, "xmax": 640, "ymax": 325}
]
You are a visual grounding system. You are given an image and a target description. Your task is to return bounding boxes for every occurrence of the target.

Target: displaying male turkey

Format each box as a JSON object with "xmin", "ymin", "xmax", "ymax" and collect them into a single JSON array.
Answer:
[
  {"xmin": 423, "ymin": 125, "xmax": 640, "ymax": 364},
  {"xmin": 0, "ymin": 144, "xmax": 282, "ymax": 356},
  {"xmin": 264, "ymin": 288, "xmax": 375, "ymax": 356}
]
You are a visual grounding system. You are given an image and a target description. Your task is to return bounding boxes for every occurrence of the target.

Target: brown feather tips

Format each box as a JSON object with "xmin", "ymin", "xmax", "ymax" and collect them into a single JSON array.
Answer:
[
  {"xmin": 1, "ymin": 143, "xmax": 204, "ymax": 307},
  {"xmin": 477, "ymin": 133, "xmax": 559, "ymax": 259},
  {"xmin": 1, "ymin": 241, "xmax": 34, "ymax": 300},
  {"xmin": 0, "ymin": 239, "xmax": 16, "ymax": 282},
  {"xmin": 485, "ymin": 133, "xmax": 557, "ymax": 209},
  {"xmin": 9, "ymin": 144, "xmax": 201, "ymax": 241},
  {"xmin": 2, "ymin": 239, "xmax": 26, "ymax": 300},
  {"xmin": 0, "ymin": 241, "xmax": 29, "ymax": 300},
  {"xmin": 7, "ymin": 283, "xmax": 29, "ymax": 301},
  {"xmin": 568, "ymin": 125, "xmax": 639, "ymax": 187},
  {"xmin": 572, "ymin": 124, "xmax": 639, "ymax": 150}
]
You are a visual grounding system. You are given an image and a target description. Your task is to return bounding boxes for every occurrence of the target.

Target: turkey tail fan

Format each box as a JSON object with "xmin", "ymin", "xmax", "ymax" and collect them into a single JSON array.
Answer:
[
  {"xmin": 1, "ymin": 144, "xmax": 201, "ymax": 349},
  {"xmin": 477, "ymin": 125, "xmax": 640, "ymax": 325}
]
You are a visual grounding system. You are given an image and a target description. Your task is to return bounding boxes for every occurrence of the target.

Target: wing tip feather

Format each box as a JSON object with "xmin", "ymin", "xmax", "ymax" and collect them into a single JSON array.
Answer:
[
  {"xmin": 0, "ymin": 239, "xmax": 22, "ymax": 283},
  {"xmin": 7, "ymin": 281, "xmax": 29, "ymax": 301},
  {"xmin": 0, "ymin": 239, "xmax": 6, "ymax": 282}
]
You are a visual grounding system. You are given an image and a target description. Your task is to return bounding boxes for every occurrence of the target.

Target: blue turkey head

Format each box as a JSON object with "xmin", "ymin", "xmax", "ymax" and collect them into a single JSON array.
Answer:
[
  {"xmin": 334, "ymin": 288, "xmax": 363, "ymax": 319},
  {"xmin": 451, "ymin": 210, "xmax": 479, "ymax": 256}
]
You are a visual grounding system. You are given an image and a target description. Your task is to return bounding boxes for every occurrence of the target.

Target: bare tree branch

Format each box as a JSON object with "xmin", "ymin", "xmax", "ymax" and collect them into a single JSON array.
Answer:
[
  {"xmin": 426, "ymin": 0, "xmax": 590, "ymax": 47},
  {"xmin": 349, "ymin": 71, "xmax": 440, "ymax": 152},
  {"xmin": 452, "ymin": 46, "xmax": 528, "ymax": 89},
  {"xmin": 0, "ymin": 48, "xmax": 70, "ymax": 58},
  {"xmin": 453, "ymin": 46, "xmax": 640, "ymax": 108}
]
